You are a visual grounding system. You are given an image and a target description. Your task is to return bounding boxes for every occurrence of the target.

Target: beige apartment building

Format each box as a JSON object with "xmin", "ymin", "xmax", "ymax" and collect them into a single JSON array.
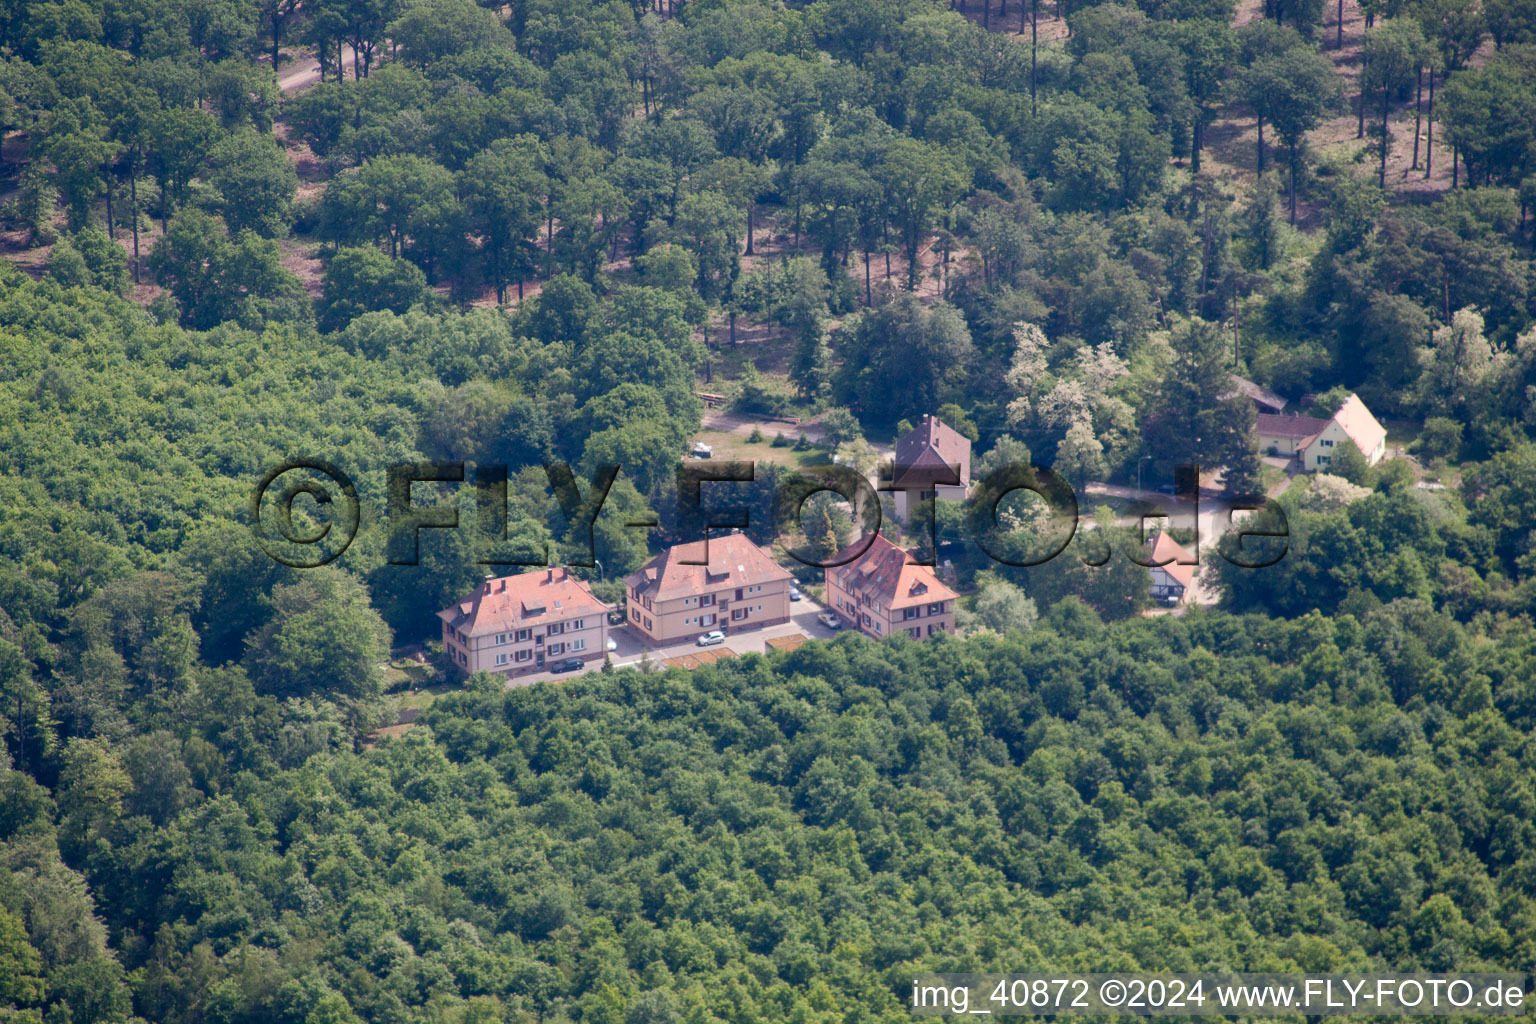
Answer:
[
  {"xmin": 438, "ymin": 567, "xmax": 610, "ymax": 678},
  {"xmin": 624, "ymin": 532, "xmax": 794, "ymax": 645},
  {"xmin": 825, "ymin": 532, "xmax": 958, "ymax": 640}
]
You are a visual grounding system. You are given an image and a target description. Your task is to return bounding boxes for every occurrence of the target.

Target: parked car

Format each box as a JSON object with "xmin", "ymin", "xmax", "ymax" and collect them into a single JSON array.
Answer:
[
  {"xmin": 817, "ymin": 611, "xmax": 841, "ymax": 630},
  {"xmin": 690, "ymin": 442, "xmax": 713, "ymax": 459},
  {"xmin": 606, "ymin": 637, "xmax": 617, "ymax": 652},
  {"xmin": 789, "ymin": 586, "xmax": 803, "ymax": 602},
  {"xmin": 550, "ymin": 658, "xmax": 585, "ymax": 673},
  {"xmin": 696, "ymin": 630, "xmax": 726, "ymax": 646}
]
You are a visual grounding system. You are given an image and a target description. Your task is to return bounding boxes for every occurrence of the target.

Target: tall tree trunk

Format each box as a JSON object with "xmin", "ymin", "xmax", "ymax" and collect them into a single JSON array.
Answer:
[
  {"xmin": 104, "ymin": 177, "xmax": 114, "ymax": 240},
  {"xmin": 1424, "ymin": 68, "xmax": 1434, "ymax": 178},
  {"xmin": 1288, "ymin": 146, "xmax": 1298, "ymax": 225},
  {"xmin": 1337, "ymin": 0, "xmax": 1343, "ymax": 48},
  {"xmin": 744, "ymin": 204, "xmax": 754, "ymax": 255},
  {"xmin": 1379, "ymin": 78, "xmax": 1390, "ymax": 186},
  {"xmin": 1412, "ymin": 66, "xmax": 1422, "ymax": 169},
  {"xmin": 1256, "ymin": 116, "xmax": 1265, "ymax": 176},
  {"xmin": 1357, "ymin": 50, "xmax": 1368, "ymax": 138},
  {"xmin": 130, "ymin": 170, "xmax": 140, "ymax": 283},
  {"xmin": 1030, "ymin": 0, "xmax": 1038, "ymax": 114},
  {"xmin": 1192, "ymin": 116, "xmax": 1202, "ymax": 172},
  {"xmin": 864, "ymin": 251, "xmax": 871, "ymax": 306},
  {"xmin": 1452, "ymin": 144, "xmax": 1459, "ymax": 188}
]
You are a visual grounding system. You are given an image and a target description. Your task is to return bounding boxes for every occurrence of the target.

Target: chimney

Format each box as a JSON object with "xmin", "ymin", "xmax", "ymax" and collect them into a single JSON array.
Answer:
[{"xmin": 547, "ymin": 567, "xmax": 555, "ymax": 582}]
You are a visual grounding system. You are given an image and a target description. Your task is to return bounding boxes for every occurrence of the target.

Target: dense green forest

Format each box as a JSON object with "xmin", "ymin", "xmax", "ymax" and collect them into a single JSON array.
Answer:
[{"xmin": 4, "ymin": 0, "xmax": 1536, "ymax": 1019}]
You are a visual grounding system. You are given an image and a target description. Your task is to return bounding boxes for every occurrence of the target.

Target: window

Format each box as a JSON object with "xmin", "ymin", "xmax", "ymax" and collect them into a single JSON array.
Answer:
[
  {"xmin": 909, "ymin": 628, "xmax": 920, "ymax": 638},
  {"xmin": 495, "ymin": 653, "xmax": 508, "ymax": 666},
  {"xmin": 547, "ymin": 643, "xmax": 564, "ymax": 656},
  {"xmin": 514, "ymin": 650, "xmax": 529, "ymax": 662},
  {"xmin": 571, "ymin": 618, "xmax": 584, "ymax": 630},
  {"xmin": 1318, "ymin": 455, "xmax": 1331, "ymax": 465},
  {"xmin": 515, "ymin": 628, "xmax": 530, "ymax": 642},
  {"xmin": 1321, "ymin": 438, "xmax": 1335, "ymax": 447},
  {"xmin": 630, "ymin": 609, "xmax": 639, "ymax": 621},
  {"xmin": 928, "ymin": 602, "xmax": 943, "ymax": 614},
  {"xmin": 733, "ymin": 609, "xmax": 747, "ymax": 621},
  {"xmin": 700, "ymin": 594, "xmax": 715, "ymax": 606},
  {"xmin": 700, "ymin": 614, "xmax": 716, "ymax": 627},
  {"xmin": 572, "ymin": 639, "xmax": 585, "ymax": 652},
  {"xmin": 903, "ymin": 608, "xmax": 920, "ymax": 620},
  {"xmin": 547, "ymin": 622, "xmax": 564, "ymax": 635},
  {"xmin": 495, "ymin": 633, "xmax": 507, "ymax": 645}
]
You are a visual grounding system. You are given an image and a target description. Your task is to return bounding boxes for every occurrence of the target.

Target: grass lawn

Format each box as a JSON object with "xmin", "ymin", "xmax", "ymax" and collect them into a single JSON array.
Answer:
[
  {"xmin": 1259, "ymin": 463, "xmax": 1288, "ymax": 492},
  {"xmin": 692, "ymin": 428, "xmax": 832, "ymax": 470}
]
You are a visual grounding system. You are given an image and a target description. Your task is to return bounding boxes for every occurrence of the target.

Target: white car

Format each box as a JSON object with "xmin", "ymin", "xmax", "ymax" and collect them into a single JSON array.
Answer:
[
  {"xmin": 696, "ymin": 630, "xmax": 726, "ymax": 646},
  {"xmin": 606, "ymin": 637, "xmax": 618, "ymax": 652},
  {"xmin": 817, "ymin": 611, "xmax": 842, "ymax": 630},
  {"xmin": 789, "ymin": 586, "xmax": 803, "ymax": 602}
]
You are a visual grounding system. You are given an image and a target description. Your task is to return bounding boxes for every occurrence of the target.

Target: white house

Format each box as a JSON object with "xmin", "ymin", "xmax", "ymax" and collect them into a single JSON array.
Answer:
[
  {"xmin": 1255, "ymin": 394, "xmax": 1386, "ymax": 472},
  {"xmin": 1300, "ymin": 394, "xmax": 1386, "ymax": 471},
  {"xmin": 1144, "ymin": 530, "xmax": 1196, "ymax": 605}
]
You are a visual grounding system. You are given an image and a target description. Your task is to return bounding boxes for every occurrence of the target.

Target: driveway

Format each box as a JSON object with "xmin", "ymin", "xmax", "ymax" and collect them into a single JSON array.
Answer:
[
  {"xmin": 505, "ymin": 595, "xmax": 836, "ymax": 687},
  {"xmin": 1082, "ymin": 482, "xmax": 1253, "ymax": 608}
]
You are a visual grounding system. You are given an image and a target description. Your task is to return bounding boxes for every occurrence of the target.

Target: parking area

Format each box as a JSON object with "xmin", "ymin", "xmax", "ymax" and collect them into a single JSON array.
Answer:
[{"xmin": 505, "ymin": 594, "xmax": 841, "ymax": 687}]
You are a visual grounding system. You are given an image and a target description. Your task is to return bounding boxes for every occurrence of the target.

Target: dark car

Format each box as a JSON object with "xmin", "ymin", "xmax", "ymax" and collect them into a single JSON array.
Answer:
[{"xmin": 550, "ymin": 658, "xmax": 586, "ymax": 673}]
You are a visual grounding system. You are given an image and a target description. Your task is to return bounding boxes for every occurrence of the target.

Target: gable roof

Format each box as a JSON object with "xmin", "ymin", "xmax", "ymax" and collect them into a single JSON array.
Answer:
[
  {"xmin": 625, "ymin": 532, "xmax": 793, "ymax": 602},
  {"xmin": 439, "ymin": 567, "xmax": 609, "ymax": 636},
  {"xmin": 1145, "ymin": 531, "xmax": 1196, "ymax": 589},
  {"xmin": 1256, "ymin": 412, "xmax": 1327, "ymax": 441},
  {"xmin": 1326, "ymin": 393, "xmax": 1387, "ymax": 456},
  {"xmin": 892, "ymin": 414, "xmax": 971, "ymax": 488},
  {"xmin": 1226, "ymin": 374, "xmax": 1288, "ymax": 413},
  {"xmin": 831, "ymin": 532, "xmax": 959, "ymax": 610}
]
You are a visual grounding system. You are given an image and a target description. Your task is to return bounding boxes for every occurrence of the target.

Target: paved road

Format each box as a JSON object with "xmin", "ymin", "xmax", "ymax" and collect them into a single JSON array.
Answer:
[
  {"xmin": 505, "ymin": 594, "xmax": 838, "ymax": 687},
  {"xmin": 1082, "ymin": 482, "xmax": 1256, "ymax": 607}
]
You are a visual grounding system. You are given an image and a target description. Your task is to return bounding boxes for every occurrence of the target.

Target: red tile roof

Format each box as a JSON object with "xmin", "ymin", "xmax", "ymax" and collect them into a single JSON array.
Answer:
[
  {"xmin": 625, "ymin": 532, "xmax": 793, "ymax": 603},
  {"xmin": 1146, "ymin": 531, "xmax": 1196, "ymax": 589},
  {"xmin": 438, "ymin": 567, "xmax": 609, "ymax": 637},
  {"xmin": 831, "ymin": 532, "xmax": 959, "ymax": 610}
]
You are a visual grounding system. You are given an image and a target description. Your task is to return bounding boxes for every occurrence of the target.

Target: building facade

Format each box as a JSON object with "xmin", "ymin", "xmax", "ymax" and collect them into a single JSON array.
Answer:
[
  {"xmin": 889, "ymin": 414, "xmax": 972, "ymax": 522},
  {"xmin": 825, "ymin": 533, "xmax": 958, "ymax": 640},
  {"xmin": 1144, "ymin": 530, "xmax": 1196, "ymax": 605},
  {"xmin": 438, "ymin": 567, "xmax": 610, "ymax": 678},
  {"xmin": 624, "ymin": 532, "xmax": 795, "ymax": 645},
  {"xmin": 1256, "ymin": 394, "xmax": 1387, "ymax": 472},
  {"xmin": 1300, "ymin": 394, "xmax": 1386, "ymax": 471}
]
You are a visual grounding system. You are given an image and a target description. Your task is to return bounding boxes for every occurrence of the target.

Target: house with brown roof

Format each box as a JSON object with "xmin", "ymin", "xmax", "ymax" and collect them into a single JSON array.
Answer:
[
  {"xmin": 1255, "ymin": 393, "xmax": 1386, "ymax": 472},
  {"xmin": 1226, "ymin": 374, "xmax": 1288, "ymax": 414},
  {"xmin": 623, "ymin": 532, "xmax": 794, "ymax": 645},
  {"xmin": 889, "ymin": 414, "xmax": 972, "ymax": 522},
  {"xmin": 824, "ymin": 532, "xmax": 958, "ymax": 640},
  {"xmin": 1143, "ymin": 530, "xmax": 1197, "ymax": 605},
  {"xmin": 438, "ymin": 567, "xmax": 611, "ymax": 678}
]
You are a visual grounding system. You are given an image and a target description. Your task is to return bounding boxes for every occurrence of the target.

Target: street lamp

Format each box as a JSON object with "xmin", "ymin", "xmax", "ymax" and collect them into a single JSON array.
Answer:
[{"xmin": 1137, "ymin": 455, "xmax": 1153, "ymax": 493}]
